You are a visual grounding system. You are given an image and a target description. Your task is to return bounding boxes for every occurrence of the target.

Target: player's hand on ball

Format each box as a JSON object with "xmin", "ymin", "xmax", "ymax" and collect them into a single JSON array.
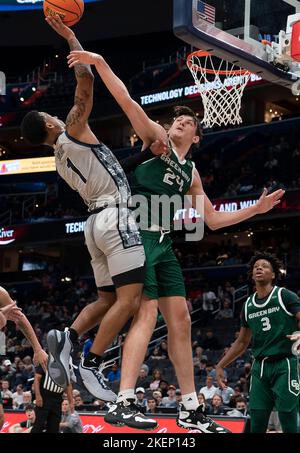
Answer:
[
  {"xmin": 68, "ymin": 50, "xmax": 100, "ymax": 67},
  {"xmin": 150, "ymin": 140, "xmax": 169, "ymax": 156},
  {"xmin": 256, "ymin": 187, "xmax": 285, "ymax": 214},
  {"xmin": 45, "ymin": 15, "xmax": 74, "ymax": 40}
]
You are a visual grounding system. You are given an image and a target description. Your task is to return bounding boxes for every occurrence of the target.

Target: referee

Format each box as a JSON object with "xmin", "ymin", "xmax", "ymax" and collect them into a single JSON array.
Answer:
[{"xmin": 31, "ymin": 364, "xmax": 73, "ymax": 433}]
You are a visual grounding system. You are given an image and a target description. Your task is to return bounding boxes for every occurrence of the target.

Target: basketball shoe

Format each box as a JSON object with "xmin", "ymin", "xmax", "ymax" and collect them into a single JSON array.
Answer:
[
  {"xmin": 104, "ymin": 399, "xmax": 158, "ymax": 430},
  {"xmin": 78, "ymin": 358, "xmax": 117, "ymax": 402},
  {"xmin": 47, "ymin": 329, "xmax": 72, "ymax": 388},
  {"xmin": 177, "ymin": 404, "xmax": 232, "ymax": 433}
]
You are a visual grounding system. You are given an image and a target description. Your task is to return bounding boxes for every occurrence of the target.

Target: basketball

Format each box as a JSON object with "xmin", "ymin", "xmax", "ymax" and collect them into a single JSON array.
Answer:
[{"xmin": 43, "ymin": 0, "xmax": 84, "ymax": 27}]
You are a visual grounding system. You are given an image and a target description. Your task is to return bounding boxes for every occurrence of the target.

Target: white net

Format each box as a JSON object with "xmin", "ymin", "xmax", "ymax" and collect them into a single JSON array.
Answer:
[{"xmin": 187, "ymin": 52, "xmax": 251, "ymax": 128}]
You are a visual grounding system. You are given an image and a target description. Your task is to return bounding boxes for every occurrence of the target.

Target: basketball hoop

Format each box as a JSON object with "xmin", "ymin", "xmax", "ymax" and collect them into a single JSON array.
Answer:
[{"xmin": 187, "ymin": 50, "xmax": 251, "ymax": 128}]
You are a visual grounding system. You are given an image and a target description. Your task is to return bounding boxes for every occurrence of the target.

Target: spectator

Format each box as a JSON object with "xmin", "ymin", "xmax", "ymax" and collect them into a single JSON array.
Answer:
[
  {"xmin": 149, "ymin": 346, "xmax": 166, "ymax": 360},
  {"xmin": 0, "ymin": 359, "xmax": 15, "ymax": 384},
  {"xmin": 215, "ymin": 378, "xmax": 234, "ymax": 405},
  {"xmin": 193, "ymin": 346, "xmax": 208, "ymax": 367},
  {"xmin": 175, "ymin": 389, "xmax": 182, "ymax": 408},
  {"xmin": 135, "ymin": 387, "xmax": 147, "ymax": 410},
  {"xmin": 199, "ymin": 376, "xmax": 218, "ymax": 402},
  {"xmin": 215, "ymin": 299, "xmax": 233, "ymax": 319},
  {"xmin": 136, "ymin": 368, "xmax": 151, "ymax": 389},
  {"xmin": 146, "ymin": 398, "xmax": 160, "ymax": 414},
  {"xmin": 161, "ymin": 385, "xmax": 177, "ymax": 408},
  {"xmin": 200, "ymin": 330, "xmax": 222, "ymax": 350},
  {"xmin": 59, "ymin": 400, "xmax": 83, "ymax": 433},
  {"xmin": 158, "ymin": 380, "xmax": 169, "ymax": 397},
  {"xmin": 152, "ymin": 390, "xmax": 163, "ymax": 407},
  {"xmin": 149, "ymin": 369, "xmax": 163, "ymax": 391},
  {"xmin": 9, "ymin": 405, "xmax": 36, "ymax": 433},
  {"xmin": 208, "ymin": 394, "xmax": 227, "ymax": 416},
  {"xmin": 12, "ymin": 384, "xmax": 24, "ymax": 409},
  {"xmin": 107, "ymin": 364, "xmax": 121, "ymax": 382},
  {"xmin": 74, "ymin": 395, "xmax": 85, "ymax": 410},
  {"xmin": 197, "ymin": 392, "xmax": 210, "ymax": 415},
  {"xmin": 227, "ymin": 397, "xmax": 249, "ymax": 417},
  {"xmin": 20, "ymin": 391, "xmax": 32, "ymax": 410},
  {"xmin": 202, "ymin": 288, "xmax": 217, "ymax": 313}
]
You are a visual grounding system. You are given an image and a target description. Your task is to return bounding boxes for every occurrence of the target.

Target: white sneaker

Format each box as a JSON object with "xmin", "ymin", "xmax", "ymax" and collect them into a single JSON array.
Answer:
[{"xmin": 79, "ymin": 359, "xmax": 117, "ymax": 402}]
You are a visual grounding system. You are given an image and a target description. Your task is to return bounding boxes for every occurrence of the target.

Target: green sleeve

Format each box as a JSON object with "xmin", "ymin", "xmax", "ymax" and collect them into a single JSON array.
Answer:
[
  {"xmin": 281, "ymin": 288, "xmax": 300, "ymax": 315},
  {"xmin": 240, "ymin": 302, "xmax": 249, "ymax": 328}
]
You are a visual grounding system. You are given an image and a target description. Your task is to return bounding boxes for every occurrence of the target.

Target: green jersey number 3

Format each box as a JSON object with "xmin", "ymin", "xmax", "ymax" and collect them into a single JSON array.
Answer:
[
  {"xmin": 163, "ymin": 168, "xmax": 184, "ymax": 192},
  {"xmin": 261, "ymin": 317, "xmax": 271, "ymax": 332}
]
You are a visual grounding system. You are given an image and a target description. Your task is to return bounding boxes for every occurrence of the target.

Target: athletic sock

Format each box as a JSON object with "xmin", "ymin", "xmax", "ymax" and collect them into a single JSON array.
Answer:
[
  {"xmin": 182, "ymin": 392, "xmax": 199, "ymax": 411},
  {"xmin": 83, "ymin": 352, "xmax": 102, "ymax": 368},
  {"xmin": 117, "ymin": 389, "xmax": 135, "ymax": 403},
  {"xmin": 68, "ymin": 328, "xmax": 79, "ymax": 344}
]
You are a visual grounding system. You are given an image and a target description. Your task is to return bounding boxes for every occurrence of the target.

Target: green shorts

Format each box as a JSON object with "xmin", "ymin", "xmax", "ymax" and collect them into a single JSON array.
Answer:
[
  {"xmin": 141, "ymin": 230, "xmax": 186, "ymax": 300},
  {"xmin": 249, "ymin": 356, "xmax": 300, "ymax": 412}
]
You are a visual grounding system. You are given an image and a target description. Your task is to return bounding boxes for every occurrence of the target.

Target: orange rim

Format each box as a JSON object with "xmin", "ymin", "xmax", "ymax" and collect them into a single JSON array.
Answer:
[{"xmin": 187, "ymin": 50, "xmax": 250, "ymax": 76}]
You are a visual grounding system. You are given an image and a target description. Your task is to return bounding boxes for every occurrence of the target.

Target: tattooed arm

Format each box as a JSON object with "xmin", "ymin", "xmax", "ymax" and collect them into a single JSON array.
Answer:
[
  {"xmin": 45, "ymin": 16, "xmax": 96, "ymax": 142},
  {"xmin": 0, "ymin": 286, "xmax": 48, "ymax": 370}
]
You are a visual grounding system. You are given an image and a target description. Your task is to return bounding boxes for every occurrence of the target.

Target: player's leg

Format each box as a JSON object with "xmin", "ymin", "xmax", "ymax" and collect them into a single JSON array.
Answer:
[
  {"xmin": 78, "ymin": 208, "xmax": 146, "ymax": 401},
  {"xmin": 249, "ymin": 409, "xmax": 273, "ymax": 433},
  {"xmin": 272, "ymin": 357, "xmax": 299, "ymax": 433},
  {"xmin": 278, "ymin": 408, "xmax": 298, "ymax": 433},
  {"xmin": 104, "ymin": 233, "xmax": 160, "ymax": 429},
  {"xmin": 47, "ymin": 248, "xmax": 116, "ymax": 389},
  {"xmin": 249, "ymin": 361, "xmax": 274, "ymax": 432},
  {"xmin": 71, "ymin": 289, "xmax": 116, "ymax": 336},
  {"xmin": 158, "ymin": 296, "xmax": 230, "ymax": 433}
]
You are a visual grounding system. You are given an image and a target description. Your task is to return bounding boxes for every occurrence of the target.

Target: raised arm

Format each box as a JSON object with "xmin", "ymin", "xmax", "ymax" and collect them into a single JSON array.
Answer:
[
  {"xmin": 188, "ymin": 169, "xmax": 285, "ymax": 230},
  {"xmin": 67, "ymin": 50, "xmax": 167, "ymax": 147},
  {"xmin": 45, "ymin": 17, "xmax": 95, "ymax": 141}
]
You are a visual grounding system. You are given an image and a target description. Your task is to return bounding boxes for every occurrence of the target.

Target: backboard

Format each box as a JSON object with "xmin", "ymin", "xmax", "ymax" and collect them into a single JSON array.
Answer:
[{"xmin": 173, "ymin": 0, "xmax": 300, "ymax": 89}]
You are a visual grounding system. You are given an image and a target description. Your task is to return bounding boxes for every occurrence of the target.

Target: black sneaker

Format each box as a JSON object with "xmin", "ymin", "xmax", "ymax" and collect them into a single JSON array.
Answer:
[
  {"xmin": 177, "ymin": 404, "xmax": 231, "ymax": 433},
  {"xmin": 104, "ymin": 399, "xmax": 158, "ymax": 430}
]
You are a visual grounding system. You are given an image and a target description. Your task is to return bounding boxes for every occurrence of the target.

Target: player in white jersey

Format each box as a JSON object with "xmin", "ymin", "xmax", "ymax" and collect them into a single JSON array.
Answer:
[{"xmin": 20, "ymin": 16, "xmax": 166, "ymax": 412}]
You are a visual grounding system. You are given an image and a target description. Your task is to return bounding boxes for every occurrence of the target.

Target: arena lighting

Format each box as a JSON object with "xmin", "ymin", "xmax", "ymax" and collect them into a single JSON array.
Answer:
[
  {"xmin": 32, "ymin": 87, "xmax": 36, "ymax": 92},
  {"xmin": 61, "ymin": 277, "xmax": 72, "ymax": 283},
  {"xmin": 20, "ymin": 97, "xmax": 24, "ymax": 102},
  {"xmin": 280, "ymin": 268, "xmax": 287, "ymax": 276}
]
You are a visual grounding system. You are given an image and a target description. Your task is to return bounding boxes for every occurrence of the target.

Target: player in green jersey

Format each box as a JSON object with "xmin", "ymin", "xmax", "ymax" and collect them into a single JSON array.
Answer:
[
  {"xmin": 67, "ymin": 50, "xmax": 284, "ymax": 432},
  {"xmin": 216, "ymin": 252, "xmax": 300, "ymax": 433}
]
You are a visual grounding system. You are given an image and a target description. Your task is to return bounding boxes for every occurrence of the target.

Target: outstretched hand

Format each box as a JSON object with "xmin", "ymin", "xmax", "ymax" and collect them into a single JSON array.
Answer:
[
  {"xmin": 256, "ymin": 187, "xmax": 285, "ymax": 214},
  {"xmin": 68, "ymin": 50, "xmax": 100, "ymax": 67},
  {"xmin": 45, "ymin": 15, "xmax": 74, "ymax": 40}
]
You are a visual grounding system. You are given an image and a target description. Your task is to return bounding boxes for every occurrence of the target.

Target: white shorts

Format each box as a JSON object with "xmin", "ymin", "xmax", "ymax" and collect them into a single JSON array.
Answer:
[{"xmin": 84, "ymin": 207, "xmax": 145, "ymax": 289}]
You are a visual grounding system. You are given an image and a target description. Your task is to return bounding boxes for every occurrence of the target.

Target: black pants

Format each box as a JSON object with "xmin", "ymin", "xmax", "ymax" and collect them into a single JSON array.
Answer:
[{"xmin": 31, "ymin": 398, "xmax": 62, "ymax": 433}]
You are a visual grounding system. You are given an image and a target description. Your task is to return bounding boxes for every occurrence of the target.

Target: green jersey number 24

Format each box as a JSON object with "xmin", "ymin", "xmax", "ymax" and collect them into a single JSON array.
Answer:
[{"xmin": 163, "ymin": 168, "xmax": 184, "ymax": 192}]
